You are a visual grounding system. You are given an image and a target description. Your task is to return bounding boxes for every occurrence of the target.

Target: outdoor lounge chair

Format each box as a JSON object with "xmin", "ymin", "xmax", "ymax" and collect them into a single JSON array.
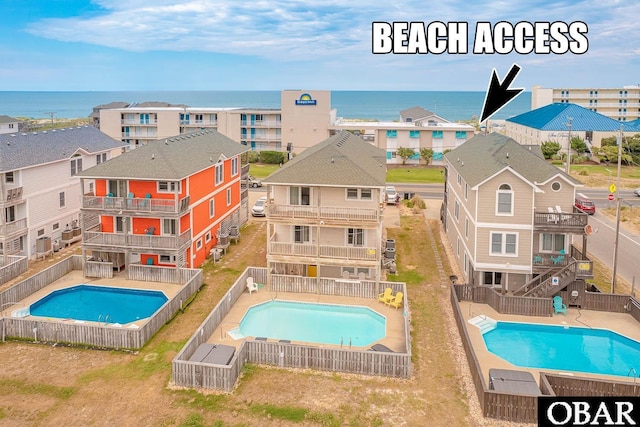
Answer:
[
  {"xmin": 247, "ymin": 277, "xmax": 258, "ymax": 294},
  {"xmin": 555, "ymin": 205, "xmax": 571, "ymax": 221},
  {"xmin": 547, "ymin": 207, "xmax": 559, "ymax": 224},
  {"xmin": 553, "ymin": 295, "xmax": 567, "ymax": 315},
  {"xmin": 146, "ymin": 257, "xmax": 154, "ymax": 266},
  {"xmin": 386, "ymin": 291, "xmax": 404, "ymax": 310},
  {"xmin": 377, "ymin": 287, "xmax": 393, "ymax": 304},
  {"xmin": 145, "ymin": 226, "xmax": 155, "ymax": 235}
]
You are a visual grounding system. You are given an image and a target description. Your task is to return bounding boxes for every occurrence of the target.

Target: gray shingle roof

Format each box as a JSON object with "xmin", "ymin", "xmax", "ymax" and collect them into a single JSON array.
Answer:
[
  {"xmin": 264, "ymin": 131, "xmax": 386, "ymax": 187},
  {"xmin": 444, "ymin": 133, "xmax": 581, "ymax": 188},
  {"xmin": 399, "ymin": 106, "xmax": 436, "ymax": 122},
  {"xmin": 0, "ymin": 126, "xmax": 122, "ymax": 173},
  {"xmin": 0, "ymin": 115, "xmax": 19, "ymax": 124},
  {"xmin": 78, "ymin": 129, "xmax": 248, "ymax": 180}
]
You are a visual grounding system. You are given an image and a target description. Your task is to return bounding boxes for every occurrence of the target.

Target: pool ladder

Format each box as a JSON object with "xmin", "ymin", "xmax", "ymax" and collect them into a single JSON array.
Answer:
[
  {"xmin": 629, "ymin": 368, "xmax": 638, "ymax": 384},
  {"xmin": 98, "ymin": 314, "xmax": 112, "ymax": 325},
  {"xmin": 340, "ymin": 337, "xmax": 352, "ymax": 349}
]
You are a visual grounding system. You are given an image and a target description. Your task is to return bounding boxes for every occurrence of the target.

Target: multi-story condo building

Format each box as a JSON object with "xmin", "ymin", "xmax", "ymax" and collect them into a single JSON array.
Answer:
[
  {"xmin": 532, "ymin": 85, "xmax": 640, "ymax": 122},
  {"xmin": 505, "ymin": 103, "xmax": 638, "ymax": 150},
  {"xmin": 443, "ymin": 133, "xmax": 593, "ymax": 297},
  {"xmin": 263, "ymin": 131, "xmax": 386, "ymax": 284},
  {"xmin": 78, "ymin": 129, "xmax": 248, "ymax": 270},
  {"xmin": 93, "ymin": 91, "xmax": 473, "ymax": 164},
  {"xmin": 0, "ymin": 126, "xmax": 122, "ymax": 260},
  {"xmin": 0, "ymin": 115, "xmax": 21, "ymax": 134}
]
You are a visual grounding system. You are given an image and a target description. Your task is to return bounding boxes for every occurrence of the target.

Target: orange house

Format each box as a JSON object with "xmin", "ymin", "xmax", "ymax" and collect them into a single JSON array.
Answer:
[{"xmin": 78, "ymin": 130, "xmax": 248, "ymax": 269}]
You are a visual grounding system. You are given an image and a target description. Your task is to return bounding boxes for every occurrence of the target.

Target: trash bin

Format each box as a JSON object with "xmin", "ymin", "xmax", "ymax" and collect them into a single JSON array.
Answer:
[
  {"xmin": 404, "ymin": 192, "xmax": 410, "ymax": 200},
  {"xmin": 385, "ymin": 239, "xmax": 395, "ymax": 250},
  {"xmin": 384, "ymin": 247, "xmax": 396, "ymax": 259}
]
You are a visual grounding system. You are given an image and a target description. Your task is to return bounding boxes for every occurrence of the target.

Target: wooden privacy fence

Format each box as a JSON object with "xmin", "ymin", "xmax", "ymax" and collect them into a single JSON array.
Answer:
[
  {"xmin": 172, "ymin": 267, "xmax": 411, "ymax": 392},
  {"xmin": 84, "ymin": 260, "xmax": 113, "ymax": 279},
  {"xmin": 454, "ymin": 284, "xmax": 553, "ymax": 317},
  {"xmin": 0, "ymin": 255, "xmax": 28, "ymax": 285},
  {"xmin": 0, "ymin": 255, "xmax": 203, "ymax": 350},
  {"xmin": 270, "ymin": 274, "xmax": 402, "ymax": 298}
]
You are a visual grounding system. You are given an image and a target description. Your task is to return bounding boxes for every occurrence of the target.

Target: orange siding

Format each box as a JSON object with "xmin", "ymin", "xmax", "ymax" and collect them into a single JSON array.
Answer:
[
  {"xmin": 140, "ymin": 254, "xmax": 159, "ymax": 266},
  {"xmin": 188, "ymin": 166, "xmax": 215, "ymax": 202},
  {"xmin": 132, "ymin": 218, "xmax": 159, "ymax": 235},
  {"xmin": 101, "ymin": 216, "xmax": 114, "ymax": 232},
  {"xmin": 95, "ymin": 179, "xmax": 107, "ymax": 197},
  {"xmin": 128, "ymin": 181, "xmax": 158, "ymax": 199}
]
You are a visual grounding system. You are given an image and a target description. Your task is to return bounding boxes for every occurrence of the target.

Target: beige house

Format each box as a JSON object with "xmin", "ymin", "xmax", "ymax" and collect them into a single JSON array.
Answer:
[
  {"xmin": 263, "ymin": 131, "xmax": 386, "ymax": 284},
  {"xmin": 532, "ymin": 85, "xmax": 640, "ymax": 121},
  {"xmin": 443, "ymin": 133, "xmax": 593, "ymax": 296}
]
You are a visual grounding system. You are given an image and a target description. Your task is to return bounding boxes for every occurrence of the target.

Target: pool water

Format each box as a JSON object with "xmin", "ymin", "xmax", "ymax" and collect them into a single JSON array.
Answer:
[
  {"xmin": 238, "ymin": 300, "xmax": 386, "ymax": 346},
  {"xmin": 483, "ymin": 322, "xmax": 640, "ymax": 377},
  {"xmin": 29, "ymin": 285, "xmax": 168, "ymax": 324}
]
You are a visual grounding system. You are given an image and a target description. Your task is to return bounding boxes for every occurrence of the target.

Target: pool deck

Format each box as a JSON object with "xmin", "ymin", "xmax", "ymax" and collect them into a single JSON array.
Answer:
[
  {"xmin": 459, "ymin": 300, "xmax": 640, "ymax": 385},
  {"xmin": 209, "ymin": 288, "xmax": 408, "ymax": 352},
  {"xmin": 2, "ymin": 270, "xmax": 183, "ymax": 328}
]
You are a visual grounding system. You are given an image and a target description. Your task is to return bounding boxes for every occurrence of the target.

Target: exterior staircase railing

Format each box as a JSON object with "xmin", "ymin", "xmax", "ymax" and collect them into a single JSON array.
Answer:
[
  {"xmin": 513, "ymin": 267, "xmax": 556, "ymax": 296},
  {"xmin": 522, "ymin": 261, "xmax": 577, "ymax": 298}
]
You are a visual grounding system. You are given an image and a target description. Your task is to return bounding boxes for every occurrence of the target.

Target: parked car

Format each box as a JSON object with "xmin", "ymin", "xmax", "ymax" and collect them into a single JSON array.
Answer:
[
  {"xmin": 574, "ymin": 197, "xmax": 596, "ymax": 215},
  {"xmin": 634, "ymin": 188, "xmax": 640, "ymax": 197},
  {"xmin": 385, "ymin": 186, "xmax": 399, "ymax": 205},
  {"xmin": 251, "ymin": 196, "xmax": 267, "ymax": 217},
  {"xmin": 247, "ymin": 175, "xmax": 262, "ymax": 188}
]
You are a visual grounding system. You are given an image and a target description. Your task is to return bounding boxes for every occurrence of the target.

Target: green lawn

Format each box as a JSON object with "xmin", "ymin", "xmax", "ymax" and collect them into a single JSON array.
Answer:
[
  {"xmin": 569, "ymin": 164, "xmax": 640, "ymax": 180},
  {"xmin": 249, "ymin": 163, "xmax": 280, "ymax": 178},
  {"xmin": 386, "ymin": 166, "xmax": 445, "ymax": 183}
]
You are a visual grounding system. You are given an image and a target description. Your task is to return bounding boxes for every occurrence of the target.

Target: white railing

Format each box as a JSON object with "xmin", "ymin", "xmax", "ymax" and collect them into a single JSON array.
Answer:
[
  {"xmin": 269, "ymin": 242, "xmax": 316, "ymax": 257},
  {"xmin": 3, "ymin": 218, "xmax": 27, "ymax": 235},
  {"xmin": 269, "ymin": 242, "xmax": 378, "ymax": 261},
  {"xmin": 82, "ymin": 195, "xmax": 189, "ymax": 214},
  {"xmin": 83, "ymin": 230, "xmax": 191, "ymax": 250},
  {"xmin": 269, "ymin": 204, "xmax": 379, "ymax": 221}
]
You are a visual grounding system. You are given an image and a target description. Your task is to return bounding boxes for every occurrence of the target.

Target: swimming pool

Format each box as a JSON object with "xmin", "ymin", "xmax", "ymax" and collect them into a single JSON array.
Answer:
[
  {"xmin": 29, "ymin": 285, "xmax": 168, "ymax": 324},
  {"xmin": 483, "ymin": 322, "xmax": 640, "ymax": 377},
  {"xmin": 237, "ymin": 300, "xmax": 386, "ymax": 346}
]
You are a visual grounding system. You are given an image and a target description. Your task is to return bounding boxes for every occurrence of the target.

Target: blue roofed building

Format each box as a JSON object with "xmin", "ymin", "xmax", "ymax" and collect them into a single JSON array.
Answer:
[{"xmin": 505, "ymin": 103, "xmax": 639, "ymax": 152}]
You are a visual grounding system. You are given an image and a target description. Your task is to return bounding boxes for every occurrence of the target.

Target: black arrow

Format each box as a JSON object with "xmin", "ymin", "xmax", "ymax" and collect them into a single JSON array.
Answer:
[{"xmin": 480, "ymin": 64, "xmax": 524, "ymax": 123}]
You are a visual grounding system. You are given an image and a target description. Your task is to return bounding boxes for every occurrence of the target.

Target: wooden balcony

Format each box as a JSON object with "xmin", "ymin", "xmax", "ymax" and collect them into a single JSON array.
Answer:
[
  {"xmin": 269, "ymin": 242, "xmax": 378, "ymax": 261},
  {"xmin": 269, "ymin": 204, "xmax": 380, "ymax": 222},
  {"xmin": 1, "ymin": 218, "xmax": 28, "ymax": 238},
  {"xmin": 82, "ymin": 195, "xmax": 190, "ymax": 215},
  {"xmin": 533, "ymin": 211, "xmax": 588, "ymax": 232},
  {"xmin": 83, "ymin": 229, "xmax": 191, "ymax": 250},
  {"xmin": 531, "ymin": 245, "xmax": 593, "ymax": 278},
  {"xmin": 0, "ymin": 187, "xmax": 23, "ymax": 207}
]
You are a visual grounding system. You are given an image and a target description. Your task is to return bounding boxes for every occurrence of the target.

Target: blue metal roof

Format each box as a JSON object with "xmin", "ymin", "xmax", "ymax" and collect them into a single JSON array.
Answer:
[
  {"xmin": 625, "ymin": 118, "xmax": 640, "ymax": 130},
  {"xmin": 506, "ymin": 103, "xmax": 638, "ymax": 131}
]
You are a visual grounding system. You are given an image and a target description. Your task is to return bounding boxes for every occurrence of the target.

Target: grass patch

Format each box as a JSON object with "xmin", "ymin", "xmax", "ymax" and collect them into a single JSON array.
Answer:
[
  {"xmin": 249, "ymin": 163, "xmax": 280, "ymax": 178},
  {"xmin": 386, "ymin": 166, "xmax": 445, "ymax": 183},
  {"xmin": 174, "ymin": 389, "xmax": 227, "ymax": 412},
  {"xmin": 249, "ymin": 403, "xmax": 308, "ymax": 422},
  {"xmin": 0, "ymin": 379, "xmax": 74, "ymax": 400}
]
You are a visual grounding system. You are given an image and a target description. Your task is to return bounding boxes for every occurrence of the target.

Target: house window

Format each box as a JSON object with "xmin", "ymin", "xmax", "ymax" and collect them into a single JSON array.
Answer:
[
  {"xmin": 490, "ymin": 232, "xmax": 518, "ymax": 256},
  {"xmin": 386, "ymin": 130, "xmax": 397, "ymax": 138},
  {"xmin": 226, "ymin": 188, "xmax": 232, "ymax": 206},
  {"xmin": 496, "ymin": 184, "xmax": 513, "ymax": 215},
  {"xmin": 346, "ymin": 188, "xmax": 372, "ymax": 200},
  {"xmin": 231, "ymin": 157, "xmax": 239, "ymax": 176},
  {"xmin": 115, "ymin": 216, "xmax": 130, "ymax": 233},
  {"xmin": 465, "ymin": 219, "xmax": 469, "ymax": 238},
  {"xmin": 483, "ymin": 271, "xmax": 503, "ymax": 286},
  {"xmin": 53, "ymin": 223, "xmax": 60, "ymax": 231},
  {"xmin": 59, "ymin": 192, "xmax": 65, "ymax": 208},
  {"xmin": 196, "ymin": 239, "xmax": 203, "ymax": 250},
  {"xmin": 290, "ymin": 186, "xmax": 310, "ymax": 205},
  {"xmin": 551, "ymin": 181, "xmax": 561, "ymax": 191},
  {"xmin": 158, "ymin": 181, "xmax": 180, "ymax": 193},
  {"xmin": 457, "ymin": 237, "xmax": 460, "ymax": 257},
  {"xmin": 456, "ymin": 131, "xmax": 467, "ymax": 139},
  {"xmin": 215, "ymin": 163, "xmax": 224, "ymax": 185},
  {"xmin": 409, "ymin": 130, "xmax": 420, "ymax": 138},
  {"xmin": 70, "ymin": 157, "xmax": 82, "ymax": 176},
  {"xmin": 454, "ymin": 199, "xmax": 460, "ymax": 220},
  {"xmin": 294, "ymin": 225, "xmax": 310, "ymax": 243},
  {"xmin": 347, "ymin": 228, "xmax": 364, "ymax": 246},
  {"xmin": 160, "ymin": 255, "xmax": 176, "ymax": 263},
  {"xmin": 37, "ymin": 228, "xmax": 45, "ymax": 237},
  {"xmin": 205, "ymin": 231, "xmax": 211, "ymax": 243},
  {"xmin": 209, "ymin": 199, "xmax": 215, "ymax": 218},
  {"xmin": 89, "ymin": 182, "xmax": 94, "ymax": 193},
  {"xmin": 163, "ymin": 219, "xmax": 177, "ymax": 236},
  {"xmin": 540, "ymin": 233, "xmax": 566, "ymax": 252},
  {"xmin": 5, "ymin": 172, "xmax": 14, "ymax": 183},
  {"xmin": 464, "ymin": 183, "xmax": 468, "ymax": 200},
  {"xmin": 5, "ymin": 206, "xmax": 15, "ymax": 222},
  {"xmin": 96, "ymin": 153, "xmax": 107, "ymax": 164},
  {"xmin": 457, "ymin": 173, "xmax": 462, "ymax": 186},
  {"xmin": 432, "ymin": 131, "xmax": 443, "ymax": 139}
]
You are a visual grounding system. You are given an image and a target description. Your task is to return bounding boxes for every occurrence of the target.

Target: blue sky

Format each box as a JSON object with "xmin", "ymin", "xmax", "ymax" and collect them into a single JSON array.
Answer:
[{"xmin": 1, "ymin": 0, "xmax": 638, "ymax": 91}]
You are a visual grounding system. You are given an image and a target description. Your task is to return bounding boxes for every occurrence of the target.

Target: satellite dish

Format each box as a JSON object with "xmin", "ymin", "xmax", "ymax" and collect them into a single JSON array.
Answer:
[{"xmin": 584, "ymin": 224, "xmax": 593, "ymax": 235}]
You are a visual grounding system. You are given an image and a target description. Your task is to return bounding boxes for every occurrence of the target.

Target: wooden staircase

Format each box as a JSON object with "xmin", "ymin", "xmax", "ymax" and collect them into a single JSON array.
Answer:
[{"xmin": 521, "ymin": 261, "xmax": 578, "ymax": 298}]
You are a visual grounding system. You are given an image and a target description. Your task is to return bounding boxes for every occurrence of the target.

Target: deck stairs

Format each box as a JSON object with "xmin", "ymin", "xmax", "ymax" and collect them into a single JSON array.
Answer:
[
  {"xmin": 468, "ymin": 315, "xmax": 497, "ymax": 334},
  {"xmin": 521, "ymin": 261, "xmax": 578, "ymax": 298}
]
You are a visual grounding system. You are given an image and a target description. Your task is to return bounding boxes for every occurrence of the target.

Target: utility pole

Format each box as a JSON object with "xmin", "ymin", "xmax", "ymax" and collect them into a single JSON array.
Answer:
[
  {"xmin": 43, "ymin": 112, "xmax": 55, "ymax": 129},
  {"xmin": 612, "ymin": 125, "xmax": 623, "ymax": 293},
  {"xmin": 565, "ymin": 117, "xmax": 573, "ymax": 175}
]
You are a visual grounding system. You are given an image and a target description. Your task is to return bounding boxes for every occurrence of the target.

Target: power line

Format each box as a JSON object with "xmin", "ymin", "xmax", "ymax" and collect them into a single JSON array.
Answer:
[{"xmin": 43, "ymin": 112, "xmax": 55, "ymax": 129}]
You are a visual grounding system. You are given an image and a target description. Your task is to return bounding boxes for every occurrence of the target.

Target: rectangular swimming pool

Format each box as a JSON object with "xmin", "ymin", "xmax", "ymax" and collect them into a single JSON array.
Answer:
[{"xmin": 483, "ymin": 321, "xmax": 640, "ymax": 377}]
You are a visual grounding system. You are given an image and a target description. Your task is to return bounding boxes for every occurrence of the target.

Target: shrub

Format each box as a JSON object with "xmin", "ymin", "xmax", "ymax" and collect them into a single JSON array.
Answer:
[
  {"xmin": 411, "ymin": 195, "xmax": 426, "ymax": 209},
  {"xmin": 578, "ymin": 169, "xmax": 589, "ymax": 176},
  {"xmin": 260, "ymin": 151, "xmax": 285, "ymax": 164},
  {"xmin": 247, "ymin": 151, "xmax": 260, "ymax": 163}
]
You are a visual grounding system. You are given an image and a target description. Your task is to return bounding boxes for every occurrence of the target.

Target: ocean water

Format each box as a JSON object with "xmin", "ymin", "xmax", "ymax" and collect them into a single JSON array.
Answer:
[{"xmin": 0, "ymin": 90, "xmax": 531, "ymax": 121}]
